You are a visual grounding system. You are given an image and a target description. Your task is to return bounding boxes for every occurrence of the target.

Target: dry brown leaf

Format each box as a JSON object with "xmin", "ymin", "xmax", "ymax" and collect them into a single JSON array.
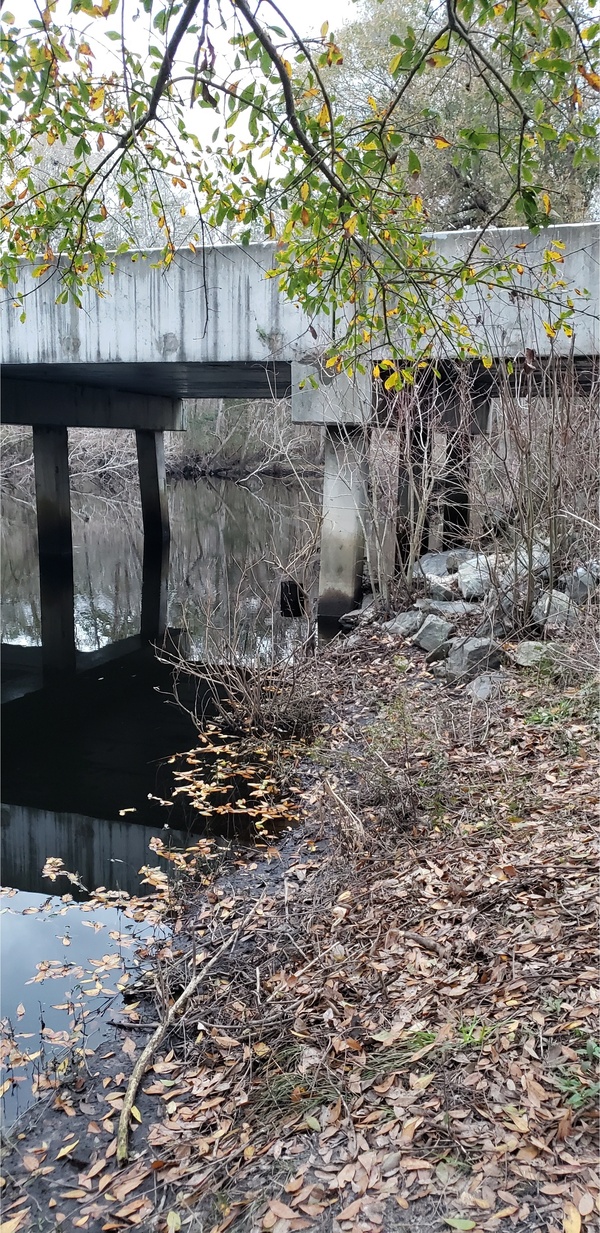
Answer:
[
  {"xmin": 269, "ymin": 1199, "xmax": 297, "ymax": 1220},
  {"xmin": 337, "ymin": 1198, "xmax": 362, "ymax": 1220},
  {"xmin": 578, "ymin": 1194, "xmax": 594, "ymax": 1217}
]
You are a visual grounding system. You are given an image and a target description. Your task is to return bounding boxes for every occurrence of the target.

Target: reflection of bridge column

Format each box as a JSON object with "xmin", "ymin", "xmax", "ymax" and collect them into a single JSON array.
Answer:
[
  {"xmin": 136, "ymin": 430, "xmax": 170, "ymax": 643},
  {"xmin": 33, "ymin": 425, "xmax": 76, "ymax": 675},
  {"xmin": 318, "ymin": 426, "xmax": 368, "ymax": 622}
]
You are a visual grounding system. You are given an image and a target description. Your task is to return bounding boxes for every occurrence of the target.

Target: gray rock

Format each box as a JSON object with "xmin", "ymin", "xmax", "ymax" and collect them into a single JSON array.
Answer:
[
  {"xmin": 466, "ymin": 671, "xmax": 504, "ymax": 702},
  {"xmin": 532, "ymin": 589, "xmax": 578, "ymax": 630},
  {"xmin": 339, "ymin": 607, "xmax": 364, "ymax": 628},
  {"xmin": 382, "ymin": 610, "xmax": 425, "ymax": 638},
  {"xmin": 431, "ymin": 661, "xmax": 448, "ymax": 679},
  {"xmin": 445, "ymin": 636, "xmax": 503, "ymax": 683},
  {"xmin": 339, "ymin": 600, "xmax": 375, "ymax": 628},
  {"xmin": 457, "ymin": 555, "xmax": 495, "ymax": 600},
  {"xmin": 415, "ymin": 598, "xmax": 483, "ymax": 618},
  {"xmin": 426, "ymin": 575, "xmax": 456, "ymax": 601},
  {"xmin": 425, "ymin": 636, "xmax": 462, "ymax": 664},
  {"xmin": 561, "ymin": 567, "xmax": 598, "ymax": 606},
  {"xmin": 499, "ymin": 543, "xmax": 551, "ymax": 594},
  {"xmin": 414, "ymin": 614, "xmax": 456, "ymax": 653},
  {"xmin": 414, "ymin": 549, "xmax": 475, "ymax": 580},
  {"xmin": 512, "ymin": 640, "xmax": 553, "ymax": 668},
  {"xmin": 474, "ymin": 615, "xmax": 512, "ymax": 640},
  {"xmin": 446, "ymin": 548, "xmax": 478, "ymax": 573}
]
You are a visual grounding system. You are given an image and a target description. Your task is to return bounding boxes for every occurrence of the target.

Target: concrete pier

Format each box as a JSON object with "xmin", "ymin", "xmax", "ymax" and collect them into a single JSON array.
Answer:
[{"xmin": 318, "ymin": 426, "xmax": 369, "ymax": 622}]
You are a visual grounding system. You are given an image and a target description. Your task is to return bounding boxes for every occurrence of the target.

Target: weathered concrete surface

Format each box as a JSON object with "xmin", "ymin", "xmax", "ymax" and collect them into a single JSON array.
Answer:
[
  {"xmin": 425, "ymin": 223, "xmax": 599, "ymax": 359},
  {"xmin": 1, "ymin": 225, "xmax": 597, "ymax": 404},
  {"xmin": 290, "ymin": 365, "xmax": 371, "ymax": 425},
  {"xmin": 318, "ymin": 427, "xmax": 369, "ymax": 622}
]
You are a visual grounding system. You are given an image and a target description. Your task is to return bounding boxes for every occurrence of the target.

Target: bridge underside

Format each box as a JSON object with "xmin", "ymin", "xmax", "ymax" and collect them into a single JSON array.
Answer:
[{"xmin": 1, "ymin": 352, "xmax": 598, "ymax": 672}]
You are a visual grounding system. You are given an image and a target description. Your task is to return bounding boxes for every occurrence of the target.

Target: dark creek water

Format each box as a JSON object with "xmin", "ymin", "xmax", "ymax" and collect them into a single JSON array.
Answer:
[{"xmin": 0, "ymin": 476, "xmax": 319, "ymax": 1123}]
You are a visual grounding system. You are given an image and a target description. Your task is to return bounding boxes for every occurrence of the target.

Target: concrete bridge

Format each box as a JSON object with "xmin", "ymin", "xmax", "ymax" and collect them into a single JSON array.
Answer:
[{"xmin": 1, "ymin": 222, "xmax": 598, "ymax": 672}]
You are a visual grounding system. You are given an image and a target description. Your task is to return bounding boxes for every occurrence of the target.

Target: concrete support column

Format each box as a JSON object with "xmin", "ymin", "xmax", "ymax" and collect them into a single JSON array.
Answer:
[
  {"xmin": 443, "ymin": 430, "xmax": 471, "ymax": 548},
  {"xmin": 136, "ymin": 430, "xmax": 170, "ymax": 643},
  {"xmin": 33, "ymin": 425, "xmax": 76, "ymax": 675},
  {"xmin": 318, "ymin": 426, "xmax": 368, "ymax": 623},
  {"xmin": 136, "ymin": 429, "xmax": 170, "ymax": 546},
  {"xmin": 395, "ymin": 406, "xmax": 432, "ymax": 567}
]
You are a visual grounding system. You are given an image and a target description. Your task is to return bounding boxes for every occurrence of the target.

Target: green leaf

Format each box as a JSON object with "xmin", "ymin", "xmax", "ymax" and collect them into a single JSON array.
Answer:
[
  {"xmin": 407, "ymin": 149, "xmax": 421, "ymax": 175},
  {"xmin": 304, "ymin": 1114, "xmax": 321, "ymax": 1131}
]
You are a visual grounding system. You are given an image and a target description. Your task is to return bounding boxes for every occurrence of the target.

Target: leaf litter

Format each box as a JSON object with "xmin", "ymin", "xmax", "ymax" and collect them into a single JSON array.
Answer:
[{"xmin": 1, "ymin": 628, "xmax": 598, "ymax": 1232}]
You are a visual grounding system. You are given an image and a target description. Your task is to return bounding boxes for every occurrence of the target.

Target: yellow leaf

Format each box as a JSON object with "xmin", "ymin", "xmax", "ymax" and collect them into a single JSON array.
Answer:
[
  {"xmin": 542, "ymin": 191, "xmax": 551, "ymax": 215},
  {"xmin": 343, "ymin": 214, "xmax": 357, "ymax": 235},
  {"xmin": 389, "ymin": 52, "xmax": 403, "ymax": 74},
  {"xmin": 79, "ymin": 42, "xmax": 92, "ymax": 55},
  {"xmin": 317, "ymin": 103, "xmax": 329, "ymax": 127},
  {"xmin": 166, "ymin": 1213, "xmax": 181, "ymax": 1232},
  {"xmin": 320, "ymin": 21, "xmax": 329, "ymax": 37},
  {"xmin": 253, "ymin": 1042, "xmax": 270, "ymax": 1058},
  {"xmin": 373, "ymin": 364, "xmax": 381, "ymax": 379},
  {"xmin": 546, "ymin": 249, "xmax": 564, "ymax": 262},
  {"xmin": 482, "ymin": 355, "xmax": 493, "ymax": 369},
  {"xmin": 89, "ymin": 87, "xmax": 105, "ymax": 112},
  {"xmin": 563, "ymin": 1202, "xmax": 581, "ymax": 1233},
  {"xmin": 516, "ymin": 264, "xmax": 524, "ymax": 275},
  {"xmin": 543, "ymin": 321, "xmax": 556, "ymax": 339},
  {"xmin": 0, "ymin": 1218, "xmax": 30, "ymax": 1233},
  {"xmin": 562, "ymin": 324, "xmax": 573, "ymax": 337},
  {"xmin": 300, "ymin": 182, "xmax": 309, "ymax": 202},
  {"xmin": 301, "ymin": 206, "xmax": 310, "ymax": 226},
  {"xmin": 493, "ymin": 2, "xmax": 505, "ymax": 12},
  {"xmin": 325, "ymin": 356, "xmax": 339, "ymax": 368},
  {"xmin": 0, "ymin": 1081, "xmax": 10, "ymax": 1098},
  {"xmin": 56, "ymin": 1139, "xmax": 79, "ymax": 1159},
  {"xmin": 578, "ymin": 64, "xmax": 600, "ymax": 92},
  {"xmin": 433, "ymin": 135, "xmax": 451, "ymax": 149},
  {"xmin": 384, "ymin": 370, "xmax": 399, "ymax": 390},
  {"xmin": 130, "ymin": 1105, "xmax": 142, "ymax": 1123}
]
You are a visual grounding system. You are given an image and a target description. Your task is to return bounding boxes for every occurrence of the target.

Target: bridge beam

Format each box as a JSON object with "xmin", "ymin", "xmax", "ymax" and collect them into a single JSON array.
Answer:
[
  {"xmin": 32, "ymin": 425, "xmax": 76, "ymax": 676},
  {"xmin": 2, "ymin": 378, "xmax": 184, "ymax": 431}
]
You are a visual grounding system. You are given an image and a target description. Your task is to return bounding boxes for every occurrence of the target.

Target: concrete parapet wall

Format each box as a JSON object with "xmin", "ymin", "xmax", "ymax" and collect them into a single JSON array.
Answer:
[{"xmin": 1, "ymin": 225, "xmax": 597, "ymax": 392}]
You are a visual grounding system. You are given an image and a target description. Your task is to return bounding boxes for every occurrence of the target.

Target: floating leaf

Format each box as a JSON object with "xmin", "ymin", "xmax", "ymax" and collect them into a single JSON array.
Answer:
[{"xmin": 56, "ymin": 1139, "xmax": 79, "ymax": 1159}]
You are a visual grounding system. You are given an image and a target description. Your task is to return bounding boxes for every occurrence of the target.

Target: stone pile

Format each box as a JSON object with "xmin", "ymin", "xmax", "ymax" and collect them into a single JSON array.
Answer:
[{"xmin": 359, "ymin": 542, "xmax": 597, "ymax": 686}]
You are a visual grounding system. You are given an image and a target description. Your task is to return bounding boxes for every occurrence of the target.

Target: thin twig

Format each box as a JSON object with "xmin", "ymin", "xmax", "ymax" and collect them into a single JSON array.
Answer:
[{"xmin": 116, "ymin": 896, "xmax": 263, "ymax": 1166}]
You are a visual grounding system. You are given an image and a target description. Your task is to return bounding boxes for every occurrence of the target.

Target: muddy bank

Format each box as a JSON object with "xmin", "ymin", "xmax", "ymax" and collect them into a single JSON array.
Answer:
[{"xmin": 2, "ymin": 631, "xmax": 598, "ymax": 1233}]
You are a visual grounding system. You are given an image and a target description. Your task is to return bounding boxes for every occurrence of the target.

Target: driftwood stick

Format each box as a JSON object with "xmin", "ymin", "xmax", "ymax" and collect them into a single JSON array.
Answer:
[
  {"xmin": 404, "ymin": 930, "xmax": 445, "ymax": 957},
  {"xmin": 116, "ymin": 897, "xmax": 262, "ymax": 1167}
]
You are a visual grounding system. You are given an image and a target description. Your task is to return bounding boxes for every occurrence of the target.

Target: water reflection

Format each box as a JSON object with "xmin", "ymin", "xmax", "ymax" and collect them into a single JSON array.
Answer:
[
  {"xmin": 1, "ymin": 805, "xmax": 195, "ymax": 899},
  {"xmin": 1, "ymin": 477, "xmax": 320, "ymax": 659}
]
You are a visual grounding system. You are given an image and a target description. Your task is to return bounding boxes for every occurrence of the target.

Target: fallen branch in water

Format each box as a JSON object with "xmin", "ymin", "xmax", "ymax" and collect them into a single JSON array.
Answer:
[{"xmin": 116, "ymin": 895, "xmax": 263, "ymax": 1167}]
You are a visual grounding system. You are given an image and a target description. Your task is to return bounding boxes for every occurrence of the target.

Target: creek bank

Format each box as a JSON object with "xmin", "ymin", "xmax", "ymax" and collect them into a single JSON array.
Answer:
[{"xmin": 2, "ymin": 632, "xmax": 598, "ymax": 1233}]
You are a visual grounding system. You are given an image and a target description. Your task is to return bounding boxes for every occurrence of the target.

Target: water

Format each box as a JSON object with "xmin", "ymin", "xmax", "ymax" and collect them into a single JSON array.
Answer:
[
  {"xmin": 0, "ymin": 476, "xmax": 319, "ymax": 1121},
  {"xmin": 1, "ymin": 476, "xmax": 319, "ymax": 657}
]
